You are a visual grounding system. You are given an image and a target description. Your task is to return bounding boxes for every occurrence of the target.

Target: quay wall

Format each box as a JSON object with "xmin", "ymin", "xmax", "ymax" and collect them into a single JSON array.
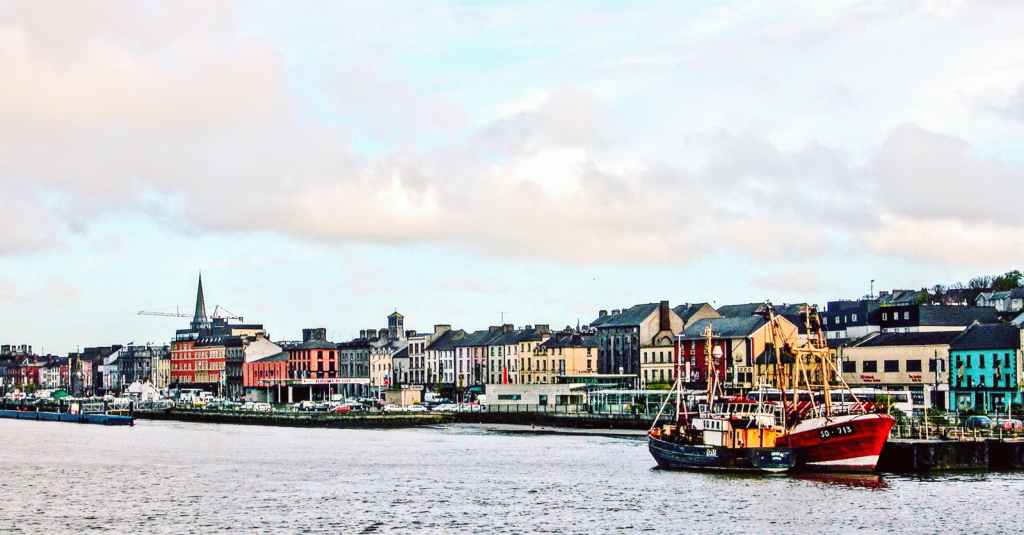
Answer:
[
  {"xmin": 135, "ymin": 409, "xmax": 455, "ymax": 428},
  {"xmin": 134, "ymin": 409, "xmax": 653, "ymax": 430},
  {"xmin": 877, "ymin": 439, "xmax": 1024, "ymax": 472}
]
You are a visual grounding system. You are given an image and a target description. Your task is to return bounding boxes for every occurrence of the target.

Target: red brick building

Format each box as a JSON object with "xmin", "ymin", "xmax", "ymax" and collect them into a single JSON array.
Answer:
[{"xmin": 243, "ymin": 352, "xmax": 288, "ymax": 403}]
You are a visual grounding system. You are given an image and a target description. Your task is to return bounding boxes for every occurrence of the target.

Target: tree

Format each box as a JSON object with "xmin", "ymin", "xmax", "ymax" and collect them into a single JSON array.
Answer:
[
  {"xmin": 992, "ymin": 270, "xmax": 1023, "ymax": 292},
  {"xmin": 969, "ymin": 275, "xmax": 994, "ymax": 289}
]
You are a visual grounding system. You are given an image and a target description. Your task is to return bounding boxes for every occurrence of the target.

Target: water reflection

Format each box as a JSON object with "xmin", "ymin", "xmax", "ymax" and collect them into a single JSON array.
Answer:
[{"xmin": 795, "ymin": 472, "xmax": 889, "ymax": 489}]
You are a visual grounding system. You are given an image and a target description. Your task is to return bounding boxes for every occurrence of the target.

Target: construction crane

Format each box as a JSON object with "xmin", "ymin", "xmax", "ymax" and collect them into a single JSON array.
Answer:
[
  {"xmin": 138, "ymin": 305, "xmax": 243, "ymax": 322},
  {"xmin": 211, "ymin": 305, "xmax": 243, "ymax": 321},
  {"xmin": 138, "ymin": 307, "xmax": 190, "ymax": 318}
]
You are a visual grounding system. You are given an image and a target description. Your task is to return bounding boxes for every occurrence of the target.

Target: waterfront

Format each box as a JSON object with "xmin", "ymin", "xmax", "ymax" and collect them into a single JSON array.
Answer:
[{"xmin": 1, "ymin": 420, "xmax": 1023, "ymax": 534}]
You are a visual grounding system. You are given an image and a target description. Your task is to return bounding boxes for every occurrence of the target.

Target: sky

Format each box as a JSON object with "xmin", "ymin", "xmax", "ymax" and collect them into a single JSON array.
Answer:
[{"xmin": 3, "ymin": 0, "xmax": 1024, "ymax": 354}]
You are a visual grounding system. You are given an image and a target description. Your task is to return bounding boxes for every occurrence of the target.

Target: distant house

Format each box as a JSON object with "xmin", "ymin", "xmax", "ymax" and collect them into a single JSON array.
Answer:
[
  {"xmin": 591, "ymin": 301, "xmax": 684, "ymax": 385},
  {"xmin": 676, "ymin": 315, "xmax": 799, "ymax": 392},
  {"xmin": 124, "ymin": 380, "xmax": 161, "ymax": 401},
  {"xmin": 949, "ymin": 323, "xmax": 1023, "ymax": 414},
  {"xmin": 878, "ymin": 305, "xmax": 998, "ymax": 334},
  {"xmin": 976, "ymin": 288, "xmax": 1024, "ymax": 314}
]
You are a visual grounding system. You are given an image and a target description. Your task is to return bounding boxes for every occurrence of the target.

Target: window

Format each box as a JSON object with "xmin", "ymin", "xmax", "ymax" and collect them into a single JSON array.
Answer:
[
  {"xmin": 967, "ymin": 355, "xmax": 972, "ymax": 368},
  {"xmin": 993, "ymin": 354, "xmax": 999, "ymax": 368},
  {"xmin": 906, "ymin": 360, "xmax": 922, "ymax": 372},
  {"xmin": 842, "ymin": 361, "xmax": 856, "ymax": 373},
  {"xmin": 884, "ymin": 360, "xmax": 899, "ymax": 372},
  {"xmin": 929, "ymin": 359, "xmax": 937, "ymax": 372},
  {"xmin": 1006, "ymin": 353, "xmax": 1012, "ymax": 367},
  {"xmin": 497, "ymin": 394, "xmax": 521, "ymax": 400},
  {"xmin": 852, "ymin": 313, "xmax": 857, "ymax": 322},
  {"xmin": 587, "ymin": 359, "xmax": 592, "ymax": 370},
  {"xmin": 823, "ymin": 317, "xmax": 828, "ymax": 325},
  {"xmin": 979, "ymin": 355, "xmax": 985, "ymax": 369},
  {"xmin": 863, "ymin": 361, "xmax": 877, "ymax": 373},
  {"xmin": 882, "ymin": 313, "xmax": 887, "ymax": 321},
  {"xmin": 904, "ymin": 312, "xmax": 910, "ymax": 320}
]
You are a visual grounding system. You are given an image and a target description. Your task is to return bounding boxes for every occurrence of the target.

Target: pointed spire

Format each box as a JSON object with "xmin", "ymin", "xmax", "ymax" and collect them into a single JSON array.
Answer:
[{"xmin": 192, "ymin": 272, "xmax": 208, "ymax": 329}]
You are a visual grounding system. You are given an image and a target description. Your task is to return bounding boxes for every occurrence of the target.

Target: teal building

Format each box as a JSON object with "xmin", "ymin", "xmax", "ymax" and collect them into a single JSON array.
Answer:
[{"xmin": 949, "ymin": 323, "xmax": 1023, "ymax": 414}]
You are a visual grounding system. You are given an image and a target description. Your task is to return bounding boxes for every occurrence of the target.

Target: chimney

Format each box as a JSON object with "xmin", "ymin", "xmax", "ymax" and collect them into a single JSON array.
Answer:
[
  {"xmin": 434, "ymin": 324, "xmax": 451, "ymax": 335},
  {"xmin": 502, "ymin": 324, "xmax": 513, "ymax": 333},
  {"xmin": 659, "ymin": 300, "xmax": 670, "ymax": 332},
  {"xmin": 611, "ymin": 309, "xmax": 620, "ymax": 316},
  {"xmin": 359, "ymin": 330, "xmax": 366, "ymax": 339},
  {"xmin": 536, "ymin": 324, "xmax": 550, "ymax": 334},
  {"xmin": 599, "ymin": 310, "xmax": 607, "ymax": 318}
]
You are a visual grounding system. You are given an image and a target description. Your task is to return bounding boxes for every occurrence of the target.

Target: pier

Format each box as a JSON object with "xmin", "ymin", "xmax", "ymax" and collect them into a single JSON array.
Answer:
[
  {"xmin": 0, "ymin": 398, "xmax": 134, "ymax": 426},
  {"xmin": 877, "ymin": 438, "xmax": 1024, "ymax": 472}
]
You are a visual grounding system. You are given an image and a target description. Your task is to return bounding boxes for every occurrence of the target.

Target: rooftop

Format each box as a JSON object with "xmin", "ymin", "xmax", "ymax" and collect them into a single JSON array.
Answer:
[
  {"xmin": 852, "ymin": 331, "xmax": 962, "ymax": 348},
  {"xmin": 950, "ymin": 323, "xmax": 1021, "ymax": 351}
]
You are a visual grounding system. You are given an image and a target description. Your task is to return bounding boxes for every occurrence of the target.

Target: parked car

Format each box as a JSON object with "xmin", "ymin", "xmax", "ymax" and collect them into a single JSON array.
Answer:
[
  {"xmin": 406, "ymin": 404, "xmax": 429, "ymax": 412},
  {"xmin": 997, "ymin": 418, "xmax": 1024, "ymax": 431},
  {"xmin": 456, "ymin": 403, "xmax": 482, "ymax": 413},
  {"xmin": 432, "ymin": 404, "xmax": 459, "ymax": 412},
  {"xmin": 964, "ymin": 415, "xmax": 993, "ymax": 429},
  {"xmin": 382, "ymin": 404, "xmax": 405, "ymax": 413},
  {"xmin": 330, "ymin": 405, "xmax": 352, "ymax": 413}
]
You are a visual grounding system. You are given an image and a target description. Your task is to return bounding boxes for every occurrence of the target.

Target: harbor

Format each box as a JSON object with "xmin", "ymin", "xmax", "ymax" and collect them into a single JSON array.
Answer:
[{"xmin": 3, "ymin": 417, "xmax": 1023, "ymax": 535}]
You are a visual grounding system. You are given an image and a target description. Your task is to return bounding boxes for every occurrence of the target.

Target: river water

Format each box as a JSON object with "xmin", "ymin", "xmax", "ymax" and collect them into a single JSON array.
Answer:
[{"xmin": 1, "ymin": 419, "xmax": 1021, "ymax": 534}]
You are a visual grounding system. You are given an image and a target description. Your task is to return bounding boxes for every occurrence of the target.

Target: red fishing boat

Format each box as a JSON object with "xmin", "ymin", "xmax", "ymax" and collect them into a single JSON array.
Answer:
[{"xmin": 757, "ymin": 303, "xmax": 895, "ymax": 472}]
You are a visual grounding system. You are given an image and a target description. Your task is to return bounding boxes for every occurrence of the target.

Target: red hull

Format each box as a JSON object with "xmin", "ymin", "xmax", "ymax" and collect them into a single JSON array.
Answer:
[{"xmin": 777, "ymin": 413, "xmax": 895, "ymax": 472}]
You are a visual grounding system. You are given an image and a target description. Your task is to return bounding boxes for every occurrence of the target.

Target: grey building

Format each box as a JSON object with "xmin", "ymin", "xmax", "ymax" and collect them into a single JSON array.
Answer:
[{"xmin": 117, "ymin": 344, "xmax": 170, "ymax": 387}]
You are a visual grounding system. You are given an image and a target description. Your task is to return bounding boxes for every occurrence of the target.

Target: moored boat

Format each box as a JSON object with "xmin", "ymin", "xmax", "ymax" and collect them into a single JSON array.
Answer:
[
  {"xmin": 647, "ymin": 324, "xmax": 796, "ymax": 473},
  {"xmin": 758, "ymin": 303, "xmax": 895, "ymax": 472}
]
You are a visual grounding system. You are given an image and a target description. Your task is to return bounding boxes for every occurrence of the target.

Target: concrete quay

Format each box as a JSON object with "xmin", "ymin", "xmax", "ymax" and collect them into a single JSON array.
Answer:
[
  {"xmin": 134, "ymin": 408, "xmax": 655, "ymax": 431},
  {"xmin": 877, "ymin": 438, "xmax": 1024, "ymax": 472}
]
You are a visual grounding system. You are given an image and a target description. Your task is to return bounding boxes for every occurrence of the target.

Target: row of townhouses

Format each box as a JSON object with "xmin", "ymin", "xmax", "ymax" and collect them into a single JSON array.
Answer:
[{"xmin": 5, "ymin": 277, "xmax": 1024, "ymax": 418}]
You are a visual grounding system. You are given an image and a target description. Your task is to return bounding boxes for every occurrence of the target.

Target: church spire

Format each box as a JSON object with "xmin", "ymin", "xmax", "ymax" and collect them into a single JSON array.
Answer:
[{"xmin": 191, "ymin": 272, "xmax": 208, "ymax": 330}]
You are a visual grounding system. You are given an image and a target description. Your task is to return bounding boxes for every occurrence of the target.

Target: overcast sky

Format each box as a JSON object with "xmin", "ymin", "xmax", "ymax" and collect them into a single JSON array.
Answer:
[{"xmin": 3, "ymin": 1, "xmax": 1024, "ymax": 353}]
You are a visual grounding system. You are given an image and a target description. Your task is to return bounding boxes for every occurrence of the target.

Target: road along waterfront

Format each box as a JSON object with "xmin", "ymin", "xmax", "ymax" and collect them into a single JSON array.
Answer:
[{"xmin": 2, "ymin": 419, "xmax": 1023, "ymax": 534}]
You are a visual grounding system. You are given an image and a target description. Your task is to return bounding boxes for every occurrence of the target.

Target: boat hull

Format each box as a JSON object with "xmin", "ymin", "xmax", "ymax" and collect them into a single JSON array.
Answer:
[
  {"xmin": 648, "ymin": 435, "xmax": 795, "ymax": 473},
  {"xmin": 778, "ymin": 413, "xmax": 895, "ymax": 472}
]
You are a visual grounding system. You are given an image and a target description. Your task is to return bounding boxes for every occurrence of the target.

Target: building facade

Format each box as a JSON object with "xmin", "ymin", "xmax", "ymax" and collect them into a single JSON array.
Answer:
[
  {"xmin": 949, "ymin": 323, "xmax": 1023, "ymax": 414},
  {"xmin": 840, "ymin": 331, "xmax": 960, "ymax": 413}
]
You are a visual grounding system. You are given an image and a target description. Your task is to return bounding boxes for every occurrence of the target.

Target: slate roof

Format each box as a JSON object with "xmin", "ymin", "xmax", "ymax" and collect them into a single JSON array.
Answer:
[
  {"xmin": 251, "ymin": 351, "xmax": 287, "ymax": 363},
  {"xmin": 541, "ymin": 333, "xmax": 598, "ymax": 349},
  {"xmin": 679, "ymin": 316, "xmax": 767, "ymax": 340},
  {"xmin": 852, "ymin": 331, "xmax": 962, "ymax": 348},
  {"xmin": 453, "ymin": 329, "xmax": 502, "ymax": 348},
  {"xmin": 673, "ymin": 303, "xmax": 717, "ymax": 323},
  {"xmin": 590, "ymin": 303, "xmax": 660, "ymax": 328},
  {"xmin": 291, "ymin": 339, "xmax": 339, "ymax": 350},
  {"xmin": 949, "ymin": 323, "xmax": 1021, "ymax": 351},
  {"xmin": 717, "ymin": 303, "xmax": 806, "ymax": 318},
  {"xmin": 918, "ymin": 305, "xmax": 998, "ymax": 326},
  {"xmin": 426, "ymin": 329, "xmax": 467, "ymax": 352}
]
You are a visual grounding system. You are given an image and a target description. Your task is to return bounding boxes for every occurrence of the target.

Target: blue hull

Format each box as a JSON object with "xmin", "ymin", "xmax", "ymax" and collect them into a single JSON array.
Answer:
[
  {"xmin": 0, "ymin": 411, "xmax": 133, "ymax": 426},
  {"xmin": 649, "ymin": 435, "xmax": 795, "ymax": 473}
]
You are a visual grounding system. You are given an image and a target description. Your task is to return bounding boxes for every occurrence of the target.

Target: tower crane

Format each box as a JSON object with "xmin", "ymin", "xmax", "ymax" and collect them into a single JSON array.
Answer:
[
  {"xmin": 138, "ymin": 307, "xmax": 190, "ymax": 318},
  {"xmin": 137, "ymin": 305, "xmax": 243, "ymax": 322}
]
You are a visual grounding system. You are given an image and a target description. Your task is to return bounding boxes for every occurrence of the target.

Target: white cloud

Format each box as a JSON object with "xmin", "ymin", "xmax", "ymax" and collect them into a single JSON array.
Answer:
[{"xmin": 2, "ymin": 1, "xmax": 1024, "ymax": 270}]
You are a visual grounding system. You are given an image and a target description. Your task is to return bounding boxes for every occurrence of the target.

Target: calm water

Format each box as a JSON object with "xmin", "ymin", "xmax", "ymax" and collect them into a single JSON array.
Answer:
[{"xmin": 1, "ymin": 419, "xmax": 1022, "ymax": 534}]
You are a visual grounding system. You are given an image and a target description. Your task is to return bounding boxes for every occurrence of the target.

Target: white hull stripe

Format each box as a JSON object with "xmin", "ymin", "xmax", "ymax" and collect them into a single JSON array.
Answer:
[{"xmin": 806, "ymin": 455, "xmax": 879, "ymax": 467}]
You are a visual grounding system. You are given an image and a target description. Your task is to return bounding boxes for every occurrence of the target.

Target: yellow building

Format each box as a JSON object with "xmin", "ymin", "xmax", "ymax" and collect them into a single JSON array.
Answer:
[{"xmin": 521, "ymin": 331, "xmax": 597, "ymax": 384}]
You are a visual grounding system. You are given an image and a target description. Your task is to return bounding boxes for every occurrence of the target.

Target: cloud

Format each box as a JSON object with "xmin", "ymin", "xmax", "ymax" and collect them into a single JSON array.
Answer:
[
  {"xmin": 0, "ymin": 277, "xmax": 81, "ymax": 304},
  {"xmin": 753, "ymin": 270, "xmax": 823, "ymax": 296},
  {"xmin": 3, "ymin": 1, "xmax": 1024, "ymax": 270}
]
